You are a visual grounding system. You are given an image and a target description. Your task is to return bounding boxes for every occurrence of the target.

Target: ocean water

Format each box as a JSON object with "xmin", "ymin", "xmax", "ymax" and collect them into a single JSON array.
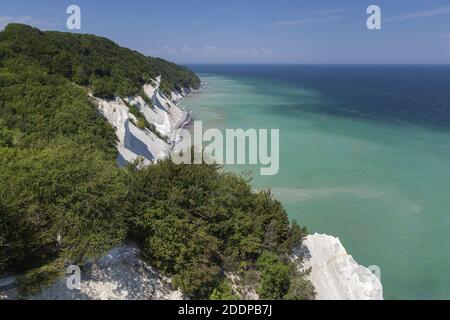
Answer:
[{"xmin": 182, "ymin": 65, "xmax": 450, "ymax": 300}]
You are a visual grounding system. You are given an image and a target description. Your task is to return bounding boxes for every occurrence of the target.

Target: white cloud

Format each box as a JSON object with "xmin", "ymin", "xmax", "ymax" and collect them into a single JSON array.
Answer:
[
  {"xmin": 306, "ymin": 9, "xmax": 349, "ymax": 16},
  {"xmin": 204, "ymin": 45, "xmax": 217, "ymax": 51},
  {"xmin": 0, "ymin": 15, "xmax": 33, "ymax": 25},
  {"xmin": 149, "ymin": 45, "xmax": 273, "ymax": 60},
  {"xmin": 273, "ymin": 15, "xmax": 342, "ymax": 27},
  {"xmin": 272, "ymin": 8, "xmax": 346, "ymax": 27},
  {"xmin": 385, "ymin": 6, "xmax": 450, "ymax": 22},
  {"xmin": 439, "ymin": 33, "xmax": 450, "ymax": 46},
  {"xmin": 206, "ymin": 47, "xmax": 272, "ymax": 57},
  {"xmin": 261, "ymin": 48, "xmax": 272, "ymax": 55},
  {"xmin": 161, "ymin": 46, "xmax": 177, "ymax": 54},
  {"xmin": 0, "ymin": 15, "xmax": 55, "ymax": 29}
]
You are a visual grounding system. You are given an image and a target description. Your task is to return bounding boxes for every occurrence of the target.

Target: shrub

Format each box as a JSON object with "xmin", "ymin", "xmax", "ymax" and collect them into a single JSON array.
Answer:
[
  {"xmin": 125, "ymin": 157, "xmax": 309, "ymax": 299},
  {"xmin": 256, "ymin": 251, "xmax": 290, "ymax": 299},
  {"xmin": 0, "ymin": 143, "xmax": 127, "ymax": 274},
  {"xmin": 0, "ymin": 24, "xmax": 313, "ymax": 300},
  {"xmin": 210, "ymin": 280, "xmax": 238, "ymax": 300},
  {"xmin": 138, "ymin": 88, "xmax": 154, "ymax": 108}
]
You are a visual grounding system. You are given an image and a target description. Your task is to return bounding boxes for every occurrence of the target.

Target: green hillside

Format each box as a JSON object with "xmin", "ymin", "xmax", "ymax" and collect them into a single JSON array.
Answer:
[
  {"xmin": 0, "ymin": 25, "xmax": 314, "ymax": 300},
  {"xmin": 0, "ymin": 24, "xmax": 200, "ymax": 99}
]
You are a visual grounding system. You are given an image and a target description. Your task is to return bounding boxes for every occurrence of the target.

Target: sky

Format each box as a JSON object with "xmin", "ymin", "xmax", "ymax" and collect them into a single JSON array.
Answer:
[{"xmin": 1, "ymin": 0, "xmax": 450, "ymax": 64}]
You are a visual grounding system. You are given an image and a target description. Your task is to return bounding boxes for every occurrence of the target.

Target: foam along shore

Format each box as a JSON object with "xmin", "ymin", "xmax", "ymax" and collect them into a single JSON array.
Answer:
[{"xmin": 94, "ymin": 76, "xmax": 192, "ymax": 167}]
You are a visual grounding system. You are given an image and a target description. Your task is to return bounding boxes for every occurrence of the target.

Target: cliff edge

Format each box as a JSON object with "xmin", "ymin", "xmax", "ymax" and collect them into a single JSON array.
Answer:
[{"xmin": 297, "ymin": 233, "xmax": 383, "ymax": 300}]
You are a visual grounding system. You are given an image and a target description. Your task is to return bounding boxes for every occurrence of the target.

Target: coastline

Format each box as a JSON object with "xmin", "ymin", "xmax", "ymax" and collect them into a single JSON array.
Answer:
[
  {"xmin": 95, "ymin": 76, "xmax": 195, "ymax": 167},
  {"xmin": 181, "ymin": 77, "xmax": 384, "ymax": 300},
  {"xmin": 0, "ymin": 77, "xmax": 384, "ymax": 301}
]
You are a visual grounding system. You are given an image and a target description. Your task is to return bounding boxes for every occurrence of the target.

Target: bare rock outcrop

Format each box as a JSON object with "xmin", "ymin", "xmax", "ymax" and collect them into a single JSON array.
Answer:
[
  {"xmin": 297, "ymin": 233, "xmax": 383, "ymax": 300},
  {"xmin": 1, "ymin": 246, "xmax": 182, "ymax": 300}
]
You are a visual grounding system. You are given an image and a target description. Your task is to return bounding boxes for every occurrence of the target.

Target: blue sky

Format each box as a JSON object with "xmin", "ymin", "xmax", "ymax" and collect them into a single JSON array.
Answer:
[{"xmin": 1, "ymin": 0, "xmax": 450, "ymax": 64}]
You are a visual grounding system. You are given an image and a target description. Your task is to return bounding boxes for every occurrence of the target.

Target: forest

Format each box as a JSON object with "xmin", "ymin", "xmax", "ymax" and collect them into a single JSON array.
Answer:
[{"xmin": 0, "ymin": 24, "xmax": 315, "ymax": 300}]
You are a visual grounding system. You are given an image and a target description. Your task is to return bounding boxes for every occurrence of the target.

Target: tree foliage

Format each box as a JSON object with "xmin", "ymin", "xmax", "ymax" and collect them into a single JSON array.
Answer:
[
  {"xmin": 0, "ymin": 142, "xmax": 127, "ymax": 273},
  {"xmin": 0, "ymin": 24, "xmax": 200, "ymax": 98},
  {"xmin": 256, "ymin": 251, "xmax": 290, "ymax": 299},
  {"xmin": 209, "ymin": 280, "xmax": 237, "ymax": 300},
  {"xmin": 0, "ymin": 24, "xmax": 314, "ymax": 300},
  {"xmin": 125, "ymin": 159, "xmax": 310, "ymax": 298}
]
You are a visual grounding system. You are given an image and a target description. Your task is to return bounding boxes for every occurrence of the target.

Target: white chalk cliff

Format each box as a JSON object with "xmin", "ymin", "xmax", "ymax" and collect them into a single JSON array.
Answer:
[
  {"xmin": 93, "ymin": 78, "xmax": 385, "ymax": 301},
  {"xmin": 0, "ymin": 246, "xmax": 183, "ymax": 300},
  {"xmin": 1, "ymin": 236, "xmax": 383, "ymax": 300},
  {"xmin": 94, "ymin": 76, "xmax": 191, "ymax": 166},
  {"xmin": 32, "ymin": 246, "xmax": 183, "ymax": 300},
  {"xmin": 0, "ymin": 78, "xmax": 385, "ymax": 301},
  {"xmin": 296, "ymin": 233, "xmax": 383, "ymax": 300}
]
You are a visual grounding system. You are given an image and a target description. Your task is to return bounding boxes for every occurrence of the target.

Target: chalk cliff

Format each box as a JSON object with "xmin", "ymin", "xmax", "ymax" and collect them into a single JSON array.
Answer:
[
  {"xmin": 1, "ymin": 234, "xmax": 383, "ymax": 300},
  {"xmin": 0, "ymin": 246, "xmax": 182, "ymax": 300},
  {"xmin": 94, "ymin": 76, "xmax": 192, "ymax": 167},
  {"xmin": 296, "ymin": 233, "xmax": 383, "ymax": 300}
]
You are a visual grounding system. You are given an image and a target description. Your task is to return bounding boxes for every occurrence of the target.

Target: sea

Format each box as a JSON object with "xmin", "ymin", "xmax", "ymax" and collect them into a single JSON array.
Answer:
[{"xmin": 182, "ymin": 64, "xmax": 450, "ymax": 300}]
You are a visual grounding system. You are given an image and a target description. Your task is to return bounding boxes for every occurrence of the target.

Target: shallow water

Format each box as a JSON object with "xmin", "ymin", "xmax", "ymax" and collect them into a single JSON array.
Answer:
[{"xmin": 182, "ymin": 65, "xmax": 450, "ymax": 300}]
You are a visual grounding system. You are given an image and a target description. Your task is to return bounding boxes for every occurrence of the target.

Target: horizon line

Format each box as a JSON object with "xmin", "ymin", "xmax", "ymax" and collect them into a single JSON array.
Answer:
[{"xmin": 178, "ymin": 62, "xmax": 450, "ymax": 66}]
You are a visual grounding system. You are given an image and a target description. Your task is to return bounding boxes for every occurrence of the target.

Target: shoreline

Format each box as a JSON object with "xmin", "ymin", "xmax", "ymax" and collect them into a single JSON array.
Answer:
[
  {"xmin": 0, "ymin": 78, "xmax": 384, "ymax": 301},
  {"xmin": 181, "ymin": 76, "xmax": 384, "ymax": 300}
]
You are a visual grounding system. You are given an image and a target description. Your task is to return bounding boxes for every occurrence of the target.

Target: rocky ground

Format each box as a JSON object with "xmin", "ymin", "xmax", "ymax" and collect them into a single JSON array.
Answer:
[{"xmin": 1, "ymin": 234, "xmax": 383, "ymax": 300}]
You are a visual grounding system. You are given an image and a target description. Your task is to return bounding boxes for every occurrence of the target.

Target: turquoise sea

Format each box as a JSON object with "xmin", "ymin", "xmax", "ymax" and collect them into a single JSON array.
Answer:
[{"xmin": 182, "ymin": 65, "xmax": 450, "ymax": 300}]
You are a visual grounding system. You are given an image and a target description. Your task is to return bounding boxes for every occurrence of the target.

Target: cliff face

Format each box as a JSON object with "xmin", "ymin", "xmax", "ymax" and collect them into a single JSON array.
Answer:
[
  {"xmin": 31, "ymin": 246, "xmax": 183, "ymax": 300},
  {"xmin": 0, "ymin": 246, "xmax": 183, "ymax": 300},
  {"xmin": 296, "ymin": 234, "xmax": 383, "ymax": 300},
  {"xmin": 1, "ymin": 235, "xmax": 383, "ymax": 300},
  {"xmin": 94, "ymin": 76, "xmax": 192, "ymax": 166},
  {"xmin": 0, "ymin": 25, "xmax": 384, "ymax": 301}
]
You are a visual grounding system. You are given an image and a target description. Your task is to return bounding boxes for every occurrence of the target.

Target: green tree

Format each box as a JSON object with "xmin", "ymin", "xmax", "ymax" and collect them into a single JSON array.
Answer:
[
  {"xmin": 0, "ymin": 24, "xmax": 314, "ymax": 300},
  {"xmin": 284, "ymin": 268, "xmax": 316, "ymax": 300},
  {"xmin": 0, "ymin": 23, "xmax": 200, "ymax": 99},
  {"xmin": 91, "ymin": 77, "xmax": 116, "ymax": 100},
  {"xmin": 256, "ymin": 251, "xmax": 290, "ymax": 299},
  {"xmin": 0, "ymin": 142, "xmax": 127, "ymax": 275},
  {"xmin": 210, "ymin": 280, "xmax": 238, "ymax": 300},
  {"xmin": 0, "ymin": 123, "xmax": 12, "ymax": 147}
]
